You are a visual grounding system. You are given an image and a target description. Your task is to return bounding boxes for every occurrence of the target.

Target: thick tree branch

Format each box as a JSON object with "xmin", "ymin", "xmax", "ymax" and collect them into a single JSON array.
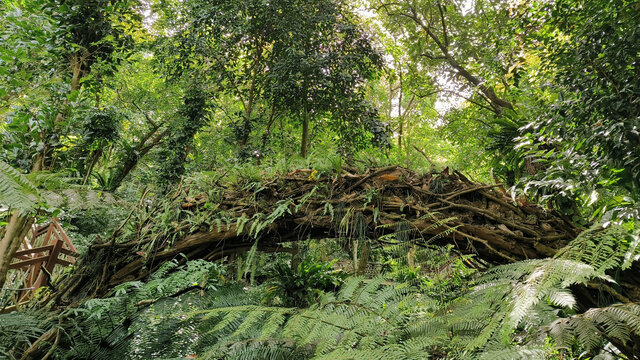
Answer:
[
  {"xmin": 436, "ymin": 1, "xmax": 449, "ymax": 48},
  {"xmin": 389, "ymin": 2, "xmax": 515, "ymax": 114}
]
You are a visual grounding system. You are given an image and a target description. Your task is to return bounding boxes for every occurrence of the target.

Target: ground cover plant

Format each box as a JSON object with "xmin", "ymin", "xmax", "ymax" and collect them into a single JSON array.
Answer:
[{"xmin": 1, "ymin": 0, "xmax": 639, "ymax": 358}]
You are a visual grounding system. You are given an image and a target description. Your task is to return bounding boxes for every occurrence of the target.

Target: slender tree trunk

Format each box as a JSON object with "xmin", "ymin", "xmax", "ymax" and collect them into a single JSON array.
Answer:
[
  {"xmin": 0, "ymin": 211, "xmax": 34, "ymax": 290},
  {"xmin": 407, "ymin": 245, "xmax": 416, "ymax": 269},
  {"xmin": 300, "ymin": 112, "xmax": 310, "ymax": 158},
  {"xmin": 291, "ymin": 242, "xmax": 300, "ymax": 269},
  {"xmin": 82, "ymin": 149, "xmax": 102, "ymax": 186},
  {"xmin": 397, "ymin": 75, "xmax": 403, "ymax": 148},
  {"xmin": 238, "ymin": 38, "xmax": 262, "ymax": 148},
  {"xmin": 69, "ymin": 52, "xmax": 88, "ymax": 93},
  {"xmin": 239, "ymin": 78, "xmax": 256, "ymax": 147},
  {"xmin": 357, "ymin": 241, "xmax": 371, "ymax": 275},
  {"xmin": 31, "ymin": 153, "xmax": 43, "ymax": 172},
  {"xmin": 352, "ymin": 239, "xmax": 358, "ymax": 273}
]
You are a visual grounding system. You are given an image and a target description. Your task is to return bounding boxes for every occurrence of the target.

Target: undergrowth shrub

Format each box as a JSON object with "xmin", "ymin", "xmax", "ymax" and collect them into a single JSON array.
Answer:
[
  {"xmin": 1, "ymin": 222, "xmax": 638, "ymax": 359},
  {"xmin": 262, "ymin": 257, "xmax": 346, "ymax": 307}
]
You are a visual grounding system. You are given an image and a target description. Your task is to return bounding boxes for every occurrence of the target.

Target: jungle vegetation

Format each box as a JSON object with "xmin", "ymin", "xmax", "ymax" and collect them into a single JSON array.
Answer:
[{"xmin": 1, "ymin": 0, "xmax": 639, "ymax": 359}]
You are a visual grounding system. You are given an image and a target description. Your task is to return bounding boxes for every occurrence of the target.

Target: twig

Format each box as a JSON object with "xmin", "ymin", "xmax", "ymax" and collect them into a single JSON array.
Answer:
[
  {"xmin": 346, "ymin": 165, "xmax": 398, "ymax": 192},
  {"xmin": 411, "ymin": 145, "xmax": 437, "ymax": 168}
]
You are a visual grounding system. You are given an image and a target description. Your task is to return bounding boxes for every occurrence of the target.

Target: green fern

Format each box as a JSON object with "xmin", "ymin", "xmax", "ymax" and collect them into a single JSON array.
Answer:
[
  {"xmin": 0, "ymin": 160, "xmax": 39, "ymax": 211},
  {"xmin": 548, "ymin": 302, "xmax": 640, "ymax": 358},
  {"xmin": 555, "ymin": 223, "xmax": 640, "ymax": 272},
  {"xmin": 58, "ymin": 259, "xmax": 229, "ymax": 360},
  {"xmin": 477, "ymin": 346, "xmax": 550, "ymax": 360},
  {"xmin": 0, "ymin": 311, "xmax": 52, "ymax": 359},
  {"xmin": 186, "ymin": 276, "xmax": 418, "ymax": 359},
  {"xmin": 249, "ymin": 198, "xmax": 293, "ymax": 238},
  {"xmin": 404, "ymin": 258, "xmax": 605, "ymax": 356}
]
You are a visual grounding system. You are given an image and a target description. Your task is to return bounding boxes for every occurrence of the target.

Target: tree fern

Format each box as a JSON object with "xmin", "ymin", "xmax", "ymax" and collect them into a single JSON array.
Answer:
[
  {"xmin": 58, "ymin": 259, "xmax": 230, "ymax": 360},
  {"xmin": 26, "ymin": 225, "xmax": 640, "ymax": 360},
  {"xmin": 188, "ymin": 276, "xmax": 418, "ymax": 359},
  {"xmin": 0, "ymin": 160, "xmax": 39, "ymax": 211},
  {"xmin": 548, "ymin": 302, "xmax": 640, "ymax": 358},
  {"xmin": 405, "ymin": 258, "xmax": 605, "ymax": 355},
  {"xmin": 555, "ymin": 223, "xmax": 640, "ymax": 273}
]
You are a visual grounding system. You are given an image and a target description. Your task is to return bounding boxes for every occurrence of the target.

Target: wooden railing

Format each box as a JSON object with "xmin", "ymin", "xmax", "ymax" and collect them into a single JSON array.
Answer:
[{"xmin": 2, "ymin": 219, "xmax": 77, "ymax": 310}]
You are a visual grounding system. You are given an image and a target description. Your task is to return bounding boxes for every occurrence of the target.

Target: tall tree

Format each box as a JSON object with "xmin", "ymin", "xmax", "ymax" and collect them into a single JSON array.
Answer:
[
  {"xmin": 266, "ymin": 0, "xmax": 383, "ymax": 156},
  {"xmin": 160, "ymin": 0, "xmax": 387, "ymax": 159},
  {"xmin": 0, "ymin": 0, "xmax": 143, "ymax": 178},
  {"xmin": 31, "ymin": 0, "xmax": 139, "ymax": 172},
  {"xmin": 372, "ymin": 0, "xmax": 518, "ymax": 115}
]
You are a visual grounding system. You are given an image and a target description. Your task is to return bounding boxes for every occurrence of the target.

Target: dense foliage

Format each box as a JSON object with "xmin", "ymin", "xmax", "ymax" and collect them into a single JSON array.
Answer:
[
  {"xmin": 515, "ymin": 0, "xmax": 640, "ymax": 221},
  {"xmin": 2, "ymin": 0, "xmax": 640, "ymax": 358}
]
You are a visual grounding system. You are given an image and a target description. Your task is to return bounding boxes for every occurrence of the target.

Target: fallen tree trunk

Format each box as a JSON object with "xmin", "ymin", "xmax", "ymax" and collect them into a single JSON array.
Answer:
[{"xmin": 53, "ymin": 166, "xmax": 580, "ymax": 304}]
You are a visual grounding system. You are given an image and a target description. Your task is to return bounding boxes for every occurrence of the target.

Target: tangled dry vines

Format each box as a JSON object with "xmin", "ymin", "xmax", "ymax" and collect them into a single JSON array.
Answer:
[{"xmin": 50, "ymin": 166, "xmax": 581, "ymax": 305}]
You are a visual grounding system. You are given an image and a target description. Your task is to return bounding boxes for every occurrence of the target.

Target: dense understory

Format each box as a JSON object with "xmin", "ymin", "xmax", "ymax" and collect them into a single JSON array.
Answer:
[
  {"xmin": 2, "ymin": 0, "xmax": 640, "ymax": 358},
  {"xmin": 1, "ymin": 166, "xmax": 639, "ymax": 359}
]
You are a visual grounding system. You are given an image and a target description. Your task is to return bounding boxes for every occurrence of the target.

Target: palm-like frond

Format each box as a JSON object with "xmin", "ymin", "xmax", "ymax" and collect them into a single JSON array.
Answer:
[
  {"xmin": 0, "ymin": 160, "xmax": 39, "ymax": 211},
  {"xmin": 549, "ymin": 302, "xmax": 640, "ymax": 357}
]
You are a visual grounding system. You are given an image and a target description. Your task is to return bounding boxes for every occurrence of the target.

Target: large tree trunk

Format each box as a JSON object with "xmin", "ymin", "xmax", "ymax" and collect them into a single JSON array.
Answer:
[{"xmin": 0, "ymin": 211, "xmax": 34, "ymax": 289}]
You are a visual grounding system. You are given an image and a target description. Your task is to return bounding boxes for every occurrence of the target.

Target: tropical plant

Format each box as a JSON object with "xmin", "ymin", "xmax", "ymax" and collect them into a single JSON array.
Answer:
[
  {"xmin": 514, "ymin": 0, "xmax": 640, "ymax": 222},
  {"xmin": 158, "ymin": 0, "xmax": 387, "ymax": 159},
  {"xmin": 263, "ymin": 257, "xmax": 346, "ymax": 307},
  {"xmin": 3, "ymin": 0, "xmax": 640, "ymax": 359}
]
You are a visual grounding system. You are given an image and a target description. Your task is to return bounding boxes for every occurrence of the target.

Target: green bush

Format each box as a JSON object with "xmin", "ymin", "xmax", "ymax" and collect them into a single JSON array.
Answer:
[{"xmin": 263, "ymin": 257, "xmax": 346, "ymax": 307}]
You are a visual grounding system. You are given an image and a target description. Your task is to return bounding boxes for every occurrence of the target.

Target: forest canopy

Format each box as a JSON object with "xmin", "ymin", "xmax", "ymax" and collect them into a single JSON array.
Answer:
[{"xmin": 1, "ymin": 0, "xmax": 639, "ymax": 359}]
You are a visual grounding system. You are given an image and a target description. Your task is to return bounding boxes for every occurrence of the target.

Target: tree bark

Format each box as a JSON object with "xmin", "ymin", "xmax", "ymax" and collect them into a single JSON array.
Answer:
[
  {"xmin": 31, "ymin": 153, "xmax": 43, "ymax": 172},
  {"xmin": 53, "ymin": 167, "xmax": 582, "ymax": 302},
  {"xmin": 397, "ymin": 75, "xmax": 403, "ymax": 148},
  {"xmin": 0, "ymin": 211, "xmax": 34, "ymax": 290},
  {"xmin": 300, "ymin": 113, "xmax": 310, "ymax": 158},
  {"xmin": 357, "ymin": 241, "xmax": 371, "ymax": 275},
  {"xmin": 107, "ymin": 128, "xmax": 168, "ymax": 192}
]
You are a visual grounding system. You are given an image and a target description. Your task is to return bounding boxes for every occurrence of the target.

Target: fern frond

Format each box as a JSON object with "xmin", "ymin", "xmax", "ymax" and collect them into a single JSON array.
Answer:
[
  {"xmin": 0, "ymin": 312, "xmax": 52, "ymax": 358},
  {"xmin": 549, "ymin": 302, "xmax": 640, "ymax": 356},
  {"xmin": 477, "ymin": 346, "xmax": 549, "ymax": 360},
  {"xmin": 556, "ymin": 223, "xmax": 639, "ymax": 272},
  {"xmin": 0, "ymin": 160, "xmax": 39, "ymax": 210}
]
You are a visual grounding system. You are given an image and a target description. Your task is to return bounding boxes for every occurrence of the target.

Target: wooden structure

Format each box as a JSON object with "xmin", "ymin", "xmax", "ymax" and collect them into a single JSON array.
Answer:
[{"xmin": 6, "ymin": 219, "xmax": 77, "ymax": 303}]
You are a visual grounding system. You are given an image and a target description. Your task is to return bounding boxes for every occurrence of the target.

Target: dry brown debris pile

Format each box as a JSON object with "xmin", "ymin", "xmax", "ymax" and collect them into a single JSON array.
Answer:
[{"xmin": 53, "ymin": 166, "xmax": 579, "ymax": 304}]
